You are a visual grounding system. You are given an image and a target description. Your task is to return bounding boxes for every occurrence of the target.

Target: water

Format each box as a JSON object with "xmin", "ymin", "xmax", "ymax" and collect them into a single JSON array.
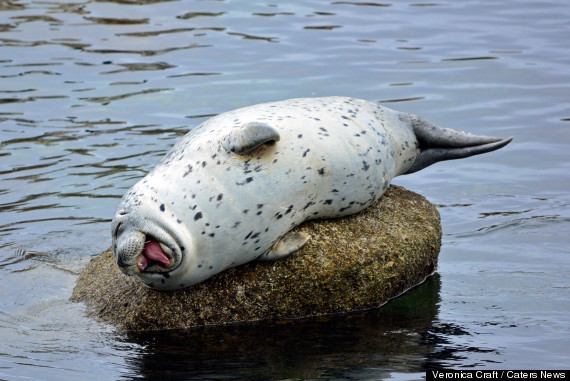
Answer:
[{"xmin": 1, "ymin": 0, "xmax": 568, "ymax": 379}]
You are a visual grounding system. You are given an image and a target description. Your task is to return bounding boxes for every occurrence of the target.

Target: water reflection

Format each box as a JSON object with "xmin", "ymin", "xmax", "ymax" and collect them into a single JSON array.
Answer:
[
  {"xmin": 177, "ymin": 12, "xmax": 226, "ymax": 20},
  {"xmin": 122, "ymin": 275, "xmax": 443, "ymax": 379},
  {"xmin": 331, "ymin": 2, "xmax": 392, "ymax": 7},
  {"xmin": 79, "ymin": 88, "xmax": 174, "ymax": 104},
  {"xmin": 115, "ymin": 274, "xmax": 498, "ymax": 378}
]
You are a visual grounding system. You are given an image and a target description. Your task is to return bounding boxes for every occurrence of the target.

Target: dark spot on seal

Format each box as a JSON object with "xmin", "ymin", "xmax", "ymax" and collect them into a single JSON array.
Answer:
[
  {"xmin": 302, "ymin": 148, "xmax": 310, "ymax": 157},
  {"xmin": 159, "ymin": 204, "xmax": 165, "ymax": 212},
  {"xmin": 297, "ymin": 134, "xmax": 303, "ymax": 138},
  {"xmin": 317, "ymin": 168, "xmax": 325, "ymax": 176},
  {"xmin": 194, "ymin": 212, "xmax": 203, "ymax": 220},
  {"xmin": 183, "ymin": 165, "xmax": 193, "ymax": 177},
  {"xmin": 302, "ymin": 201, "xmax": 315, "ymax": 211},
  {"xmin": 217, "ymin": 193, "xmax": 223, "ymax": 201},
  {"xmin": 362, "ymin": 161, "xmax": 370, "ymax": 171},
  {"xmin": 245, "ymin": 231, "xmax": 253, "ymax": 239},
  {"xmin": 324, "ymin": 199, "xmax": 333, "ymax": 205},
  {"xmin": 237, "ymin": 177, "xmax": 254, "ymax": 185},
  {"xmin": 209, "ymin": 233, "xmax": 215, "ymax": 237}
]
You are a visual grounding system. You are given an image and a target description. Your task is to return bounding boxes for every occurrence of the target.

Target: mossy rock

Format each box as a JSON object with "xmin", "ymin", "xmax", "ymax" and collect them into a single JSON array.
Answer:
[{"xmin": 71, "ymin": 185, "xmax": 441, "ymax": 330}]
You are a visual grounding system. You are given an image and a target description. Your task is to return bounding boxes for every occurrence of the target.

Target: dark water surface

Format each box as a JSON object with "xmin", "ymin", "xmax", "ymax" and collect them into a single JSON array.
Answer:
[{"xmin": 1, "ymin": 0, "xmax": 569, "ymax": 379}]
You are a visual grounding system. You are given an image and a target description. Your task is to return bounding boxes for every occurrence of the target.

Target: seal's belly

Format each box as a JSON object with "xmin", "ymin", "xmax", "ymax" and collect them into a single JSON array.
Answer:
[
  {"xmin": 112, "ymin": 96, "xmax": 511, "ymax": 289},
  {"xmin": 112, "ymin": 97, "xmax": 442, "ymax": 289},
  {"xmin": 178, "ymin": 97, "xmax": 403, "ymax": 215},
  {"xmin": 141, "ymin": 98, "xmax": 405, "ymax": 271}
]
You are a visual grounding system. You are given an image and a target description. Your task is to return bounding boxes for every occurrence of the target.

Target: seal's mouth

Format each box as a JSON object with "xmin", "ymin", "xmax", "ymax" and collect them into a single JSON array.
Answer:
[{"xmin": 137, "ymin": 238, "xmax": 173, "ymax": 272}]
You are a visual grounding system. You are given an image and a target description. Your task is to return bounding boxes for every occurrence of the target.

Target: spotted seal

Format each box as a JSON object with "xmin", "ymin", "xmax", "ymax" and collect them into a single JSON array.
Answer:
[{"xmin": 112, "ymin": 97, "xmax": 511, "ymax": 290}]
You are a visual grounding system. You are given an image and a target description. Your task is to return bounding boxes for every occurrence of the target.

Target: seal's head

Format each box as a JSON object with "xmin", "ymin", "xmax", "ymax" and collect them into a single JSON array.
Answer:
[{"xmin": 111, "ymin": 183, "xmax": 201, "ymax": 290}]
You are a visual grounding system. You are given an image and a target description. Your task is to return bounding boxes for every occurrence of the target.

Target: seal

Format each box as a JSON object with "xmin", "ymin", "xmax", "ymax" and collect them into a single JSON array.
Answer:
[{"xmin": 112, "ymin": 96, "xmax": 511, "ymax": 290}]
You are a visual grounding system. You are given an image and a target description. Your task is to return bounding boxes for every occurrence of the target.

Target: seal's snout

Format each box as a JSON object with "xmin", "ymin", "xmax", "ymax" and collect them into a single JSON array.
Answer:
[
  {"xmin": 114, "ymin": 228, "xmax": 174, "ymax": 275},
  {"xmin": 115, "ymin": 230, "xmax": 146, "ymax": 270}
]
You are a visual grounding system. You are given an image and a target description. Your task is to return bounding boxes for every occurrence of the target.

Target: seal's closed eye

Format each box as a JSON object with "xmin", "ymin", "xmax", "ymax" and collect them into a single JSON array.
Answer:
[{"xmin": 222, "ymin": 122, "xmax": 280, "ymax": 154}]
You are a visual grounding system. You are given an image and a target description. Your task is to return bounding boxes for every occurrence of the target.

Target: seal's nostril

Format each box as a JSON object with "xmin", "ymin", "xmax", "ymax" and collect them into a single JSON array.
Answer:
[{"xmin": 117, "ymin": 256, "xmax": 126, "ymax": 268}]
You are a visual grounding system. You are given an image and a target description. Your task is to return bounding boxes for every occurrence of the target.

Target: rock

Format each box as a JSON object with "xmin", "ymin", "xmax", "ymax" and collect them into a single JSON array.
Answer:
[{"xmin": 71, "ymin": 185, "xmax": 441, "ymax": 330}]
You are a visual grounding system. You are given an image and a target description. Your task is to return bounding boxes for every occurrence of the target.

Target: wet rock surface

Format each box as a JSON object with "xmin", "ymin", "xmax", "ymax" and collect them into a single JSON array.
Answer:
[{"xmin": 71, "ymin": 185, "xmax": 441, "ymax": 330}]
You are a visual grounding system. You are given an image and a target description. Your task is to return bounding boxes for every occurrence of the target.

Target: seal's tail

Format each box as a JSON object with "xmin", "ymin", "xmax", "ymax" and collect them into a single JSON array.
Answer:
[{"xmin": 403, "ymin": 115, "xmax": 512, "ymax": 174}]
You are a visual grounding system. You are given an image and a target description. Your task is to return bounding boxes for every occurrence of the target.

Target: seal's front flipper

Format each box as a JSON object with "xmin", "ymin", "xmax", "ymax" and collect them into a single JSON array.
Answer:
[
  {"xmin": 258, "ymin": 232, "xmax": 311, "ymax": 261},
  {"xmin": 222, "ymin": 122, "xmax": 280, "ymax": 154}
]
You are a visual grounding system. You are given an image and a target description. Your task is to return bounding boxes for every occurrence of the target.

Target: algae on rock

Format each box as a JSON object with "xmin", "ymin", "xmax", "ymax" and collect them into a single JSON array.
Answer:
[{"xmin": 71, "ymin": 185, "xmax": 441, "ymax": 330}]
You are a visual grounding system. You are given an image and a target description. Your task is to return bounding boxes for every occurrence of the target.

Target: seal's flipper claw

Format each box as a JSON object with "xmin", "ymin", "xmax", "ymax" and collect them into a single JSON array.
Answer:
[{"xmin": 259, "ymin": 232, "xmax": 311, "ymax": 261}]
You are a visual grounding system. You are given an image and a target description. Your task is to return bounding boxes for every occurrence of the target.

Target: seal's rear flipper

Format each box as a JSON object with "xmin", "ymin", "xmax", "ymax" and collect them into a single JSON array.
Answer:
[{"xmin": 403, "ymin": 115, "xmax": 513, "ymax": 174}]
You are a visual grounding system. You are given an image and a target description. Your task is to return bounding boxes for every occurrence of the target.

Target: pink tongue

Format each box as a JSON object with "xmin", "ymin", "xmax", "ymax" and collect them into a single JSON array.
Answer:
[{"xmin": 137, "ymin": 239, "xmax": 171, "ymax": 272}]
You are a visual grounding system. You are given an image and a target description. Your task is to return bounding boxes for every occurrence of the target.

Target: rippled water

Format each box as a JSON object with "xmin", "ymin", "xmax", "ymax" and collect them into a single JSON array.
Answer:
[{"xmin": 1, "ymin": 0, "xmax": 569, "ymax": 379}]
